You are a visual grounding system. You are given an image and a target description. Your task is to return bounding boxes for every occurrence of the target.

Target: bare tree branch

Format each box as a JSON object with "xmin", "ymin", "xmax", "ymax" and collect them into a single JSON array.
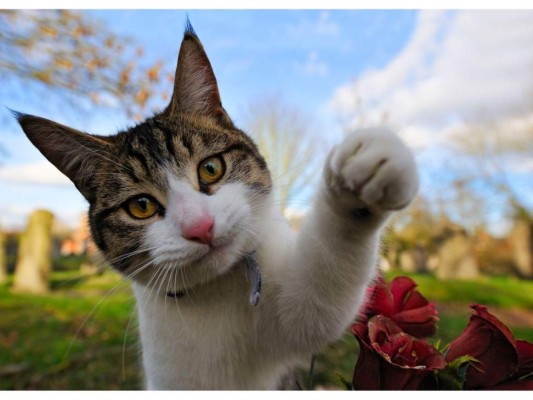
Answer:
[{"xmin": 242, "ymin": 96, "xmax": 323, "ymax": 213}]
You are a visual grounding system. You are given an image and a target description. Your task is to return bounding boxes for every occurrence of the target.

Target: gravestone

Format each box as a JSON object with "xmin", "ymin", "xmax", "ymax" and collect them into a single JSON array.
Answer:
[
  {"xmin": 12, "ymin": 210, "xmax": 54, "ymax": 294},
  {"xmin": 398, "ymin": 245, "xmax": 428, "ymax": 273},
  {"xmin": 509, "ymin": 220, "xmax": 533, "ymax": 279},
  {"xmin": 399, "ymin": 251, "xmax": 416, "ymax": 272},
  {"xmin": 435, "ymin": 227, "xmax": 479, "ymax": 280}
]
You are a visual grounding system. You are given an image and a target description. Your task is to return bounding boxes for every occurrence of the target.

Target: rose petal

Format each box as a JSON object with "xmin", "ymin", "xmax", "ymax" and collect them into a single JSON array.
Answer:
[
  {"xmin": 471, "ymin": 305, "xmax": 515, "ymax": 343},
  {"xmin": 403, "ymin": 289, "xmax": 430, "ymax": 310},
  {"xmin": 352, "ymin": 322, "xmax": 381, "ymax": 390},
  {"xmin": 360, "ymin": 276, "xmax": 438, "ymax": 339},
  {"xmin": 490, "ymin": 377, "xmax": 533, "ymax": 390},
  {"xmin": 393, "ymin": 304, "xmax": 438, "ymax": 338},
  {"xmin": 352, "ymin": 317, "xmax": 446, "ymax": 390},
  {"xmin": 390, "ymin": 276, "xmax": 418, "ymax": 314},
  {"xmin": 412, "ymin": 341, "xmax": 447, "ymax": 370},
  {"xmin": 368, "ymin": 315, "xmax": 403, "ymax": 342},
  {"xmin": 380, "ymin": 360, "xmax": 428, "ymax": 390},
  {"xmin": 516, "ymin": 340, "xmax": 533, "ymax": 377},
  {"xmin": 368, "ymin": 316, "xmax": 445, "ymax": 370},
  {"xmin": 360, "ymin": 277, "xmax": 394, "ymax": 321},
  {"xmin": 446, "ymin": 305, "xmax": 519, "ymax": 389}
]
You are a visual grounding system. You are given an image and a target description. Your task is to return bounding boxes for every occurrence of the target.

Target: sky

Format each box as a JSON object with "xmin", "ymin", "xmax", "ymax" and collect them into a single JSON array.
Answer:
[{"xmin": 0, "ymin": 9, "xmax": 532, "ymax": 233}]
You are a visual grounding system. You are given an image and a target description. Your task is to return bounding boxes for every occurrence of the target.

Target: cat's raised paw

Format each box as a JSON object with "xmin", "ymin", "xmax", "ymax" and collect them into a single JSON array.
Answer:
[{"xmin": 327, "ymin": 127, "xmax": 419, "ymax": 213}]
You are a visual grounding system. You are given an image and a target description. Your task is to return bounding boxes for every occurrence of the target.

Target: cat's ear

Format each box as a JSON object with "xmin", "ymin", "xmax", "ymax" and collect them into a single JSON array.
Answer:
[
  {"xmin": 164, "ymin": 21, "xmax": 234, "ymax": 128},
  {"xmin": 14, "ymin": 112, "xmax": 113, "ymax": 202}
]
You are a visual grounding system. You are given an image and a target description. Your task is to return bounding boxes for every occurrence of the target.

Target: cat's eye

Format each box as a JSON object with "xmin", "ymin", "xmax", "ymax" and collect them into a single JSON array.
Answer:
[
  {"xmin": 125, "ymin": 195, "xmax": 160, "ymax": 220},
  {"xmin": 198, "ymin": 155, "xmax": 225, "ymax": 185}
]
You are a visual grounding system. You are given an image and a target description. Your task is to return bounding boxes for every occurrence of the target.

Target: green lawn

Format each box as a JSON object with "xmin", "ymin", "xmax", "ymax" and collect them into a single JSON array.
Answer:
[
  {"xmin": 1, "ymin": 270, "xmax": 532, "ymax": 390},
  {"xmin": 0, "ymin": 272, "xmax": 140, "ymax": 390},
  {"xmin": 388, "ymin": 271, "xmax": 533, "ymax": 309}
]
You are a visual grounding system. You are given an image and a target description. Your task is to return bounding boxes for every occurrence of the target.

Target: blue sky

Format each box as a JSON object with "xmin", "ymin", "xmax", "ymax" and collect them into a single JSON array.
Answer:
[
  {"xmin": 1, "ymin": 10, "xmax": 532, "ymax": 234},
  {"xmin": 84, "ymin": 10, "xmax": 417, "ymax": 134}
]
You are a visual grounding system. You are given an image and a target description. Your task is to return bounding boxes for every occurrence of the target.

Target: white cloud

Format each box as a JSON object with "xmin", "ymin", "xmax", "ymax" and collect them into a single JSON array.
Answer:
[
  {"xmin": 508, "ymin": 158, "xmax": 533, "ymax": 173},
  {"xmin": 297, "ymin": 51, "xmax": 329, "ymax": 76},
  {"xmin": 315, "ymin": 11, "xmax": 340, "ymax": 36},
  {"xmin": 329, "ymin": 10, "xmax": 533, "ymax": 148},
  {"xmin": 0, "ymin": 204, "xmax": 36, "ymax": 229},
  {"xmin": 0, "ymin": 161, "xmax": 71, "ymax": 186},
  {"xmin": 397, "ymin": 124, "xmax": 455, "ymax": 151},
  {"xmin": 445, "ymin": 112, "xmax": 533, "ymax": 173},
  {"xmin": 0, "ymin": 202, "xmax": 84, "ymax": 231}
]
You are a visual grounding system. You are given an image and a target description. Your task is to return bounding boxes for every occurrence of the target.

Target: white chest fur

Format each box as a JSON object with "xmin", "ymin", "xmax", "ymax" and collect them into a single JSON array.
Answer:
[{"xmin": 133, "ymin": 261, "xmax": 303, "ymax": 390}]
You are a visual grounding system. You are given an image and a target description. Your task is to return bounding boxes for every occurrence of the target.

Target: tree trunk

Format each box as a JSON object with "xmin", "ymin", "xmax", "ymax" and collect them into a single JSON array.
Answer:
[
  {"xmin": 12, "ymin": 210, "xmax": 54, "ymax": 294},
  {"xmin": 0, "ymin": 227, "xmax": 6, "ymax": 285}
]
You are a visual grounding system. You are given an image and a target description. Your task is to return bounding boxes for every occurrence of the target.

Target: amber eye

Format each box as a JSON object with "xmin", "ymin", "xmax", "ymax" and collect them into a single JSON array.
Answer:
[
  {"xmin": 126, "ymin": 196, "xmax": 160, "ymax": 220},
  {"xmin": 198, "ymin": 155, "xmax": 225, "ymax": 184}
]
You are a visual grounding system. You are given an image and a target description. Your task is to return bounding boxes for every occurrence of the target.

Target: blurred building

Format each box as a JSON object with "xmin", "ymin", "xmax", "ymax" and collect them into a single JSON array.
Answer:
[{"xmin": 60, "ymin": 214, "xmax": 93, "ymax": 256}]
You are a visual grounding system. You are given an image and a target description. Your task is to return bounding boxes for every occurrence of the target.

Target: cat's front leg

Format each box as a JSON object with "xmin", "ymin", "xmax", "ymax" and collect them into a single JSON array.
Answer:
[
  {"xmin": 274, "ymin": 127, "xmax": 418, "ymax": 354},
  {"xmin": 325, "ymin": 127, "xmax": 419, "ymax": 224}
]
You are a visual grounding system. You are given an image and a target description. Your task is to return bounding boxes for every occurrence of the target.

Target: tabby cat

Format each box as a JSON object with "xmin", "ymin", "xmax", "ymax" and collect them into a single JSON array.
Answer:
[{"xmin": 15, "ymin": 23, "xmax": 419, "ymax": 389}]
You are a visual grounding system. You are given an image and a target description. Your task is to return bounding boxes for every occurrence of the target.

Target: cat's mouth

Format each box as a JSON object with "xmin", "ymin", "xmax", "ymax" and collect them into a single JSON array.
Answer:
[
  {"xmin": 194, "ymin": 235, "xmax": 235, "ymax": 262},
  {"xmin": 152, "ymin": 233, "xmax": 237, "ymax": 265},
  {"xmin": 145, "ymin": 226, "xmax": 257, "ymax": 296}
]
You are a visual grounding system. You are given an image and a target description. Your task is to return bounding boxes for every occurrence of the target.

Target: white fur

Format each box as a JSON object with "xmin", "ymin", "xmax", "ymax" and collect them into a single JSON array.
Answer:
[{"xmin": 133, "ymin": 128, "xmax": 419, "ymax": 389}]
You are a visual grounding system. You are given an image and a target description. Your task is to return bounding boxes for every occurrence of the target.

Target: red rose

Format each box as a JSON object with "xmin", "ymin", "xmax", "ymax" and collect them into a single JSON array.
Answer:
[
  {"xmin": 352, "ymin": 315, "xmax": 446, "ymax": 390},
  {"xmin": 359, "ymin": 275, "xmax": 438, "ymax": 338},
  {"xmin": 492, "ymin": 340, "xmax": 533, "ymax": 389},
  {"xmin": 446, "ymin": 305, "xmax": 533, "ymax": 389},
  {"xmin": 516, "ymin": 340, "xmax": 533, "ymax": 377}
]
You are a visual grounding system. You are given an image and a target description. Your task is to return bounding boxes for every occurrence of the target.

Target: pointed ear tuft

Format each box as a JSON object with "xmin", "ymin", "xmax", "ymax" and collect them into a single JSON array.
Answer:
[
  {"xmin": 16, "ymin": 114, "xmax": 113, "ymax": 202},
  {"xmin": 164, "ymin": 22, "xmax": 234, "ymax": 128},
  {"xmin": 184, "ymin": 16, "xmax": 197, "ymax": 38},
  {"xmin": 7, "ymin": 107, "xmax": 26, "ymax": 121}
]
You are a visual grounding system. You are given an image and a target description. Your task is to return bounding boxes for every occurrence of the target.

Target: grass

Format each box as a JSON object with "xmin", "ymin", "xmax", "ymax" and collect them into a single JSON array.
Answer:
[
  {"xmin": 0, "ymin": 271, "xmax": 140, "ymax": 390},
  {"xmin": 1, "ymin": 269, "xmax": 532, "ymax": 389},
  {"xmin": 388, "ymin": 271, "xmax": 533, "ymax": 309}
]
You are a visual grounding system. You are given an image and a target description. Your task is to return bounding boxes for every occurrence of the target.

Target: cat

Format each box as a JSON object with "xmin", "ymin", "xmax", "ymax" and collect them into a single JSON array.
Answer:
[{"xmin": 15, "ymin": 22, "xmax": 419, "ymax": 389}]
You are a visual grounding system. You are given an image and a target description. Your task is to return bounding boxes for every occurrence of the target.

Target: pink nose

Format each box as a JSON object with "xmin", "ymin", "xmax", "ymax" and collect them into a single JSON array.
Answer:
[{"xmin": 181, "ymin": 215, "xmax": 214, "ymax": 245}]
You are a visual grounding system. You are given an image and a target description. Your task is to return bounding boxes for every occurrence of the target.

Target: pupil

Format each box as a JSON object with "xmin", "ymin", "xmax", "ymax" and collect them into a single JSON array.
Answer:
[
  {"xmin": 138, "ymin": 199, "xmax": 148, "ymax": 211},
  {"xmin": 206, "ymin": 163, "xmax": 216, "ymax": 175}
]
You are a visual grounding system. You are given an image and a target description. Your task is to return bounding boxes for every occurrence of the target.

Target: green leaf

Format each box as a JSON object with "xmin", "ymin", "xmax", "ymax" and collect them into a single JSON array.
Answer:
[
  {"xmin": 337, "ymin": 374, "xmax": 354, "ymax": 390},
  {"xmin": 448, "ymin": 354, "xmax": 479, "ymax": 370},
  {"xmin": 436, "ymin": 355, "xmax": 479, "ymax": 390},
  {"xmin": 431, "ymin": 338, "xmax": 443, "ymax": 352}
]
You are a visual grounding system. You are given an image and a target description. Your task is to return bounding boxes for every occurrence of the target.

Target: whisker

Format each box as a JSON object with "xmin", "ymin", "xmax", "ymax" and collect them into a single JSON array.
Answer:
[
  {"xmin": 63, "ymin": 257, "xmax": 155, "ymax": 361},
  {"xmin": 171, "ymin": 262, "xmax": 194, "ymax": 336},
  {"xmin": 121, "ymin": 301, "xmax": 138, "ymax": 382}
]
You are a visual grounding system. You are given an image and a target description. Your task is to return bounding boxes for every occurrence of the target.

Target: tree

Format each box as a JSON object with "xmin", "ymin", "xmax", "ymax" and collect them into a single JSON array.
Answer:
[
  {"xmin": 12, "ymin": 210, "xmax": 54, "ymax": 294},
  {"xmin": 242, "ymin": 96, "xmax": 322, "ymax": 213},
  {"xmin": 0, "ymin": 10, "xmax": 170, "ymax": 120},
  {"xmin": 446, "ymin": 113, "xmax": 533, "ymax": 276},
  {"xmin": 449, "ymin": 113, "xmax": 533, "ymax": 221},
  {"xmin": 333, "ymin": 83, "xmax": 389, "ymax": 131}
]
